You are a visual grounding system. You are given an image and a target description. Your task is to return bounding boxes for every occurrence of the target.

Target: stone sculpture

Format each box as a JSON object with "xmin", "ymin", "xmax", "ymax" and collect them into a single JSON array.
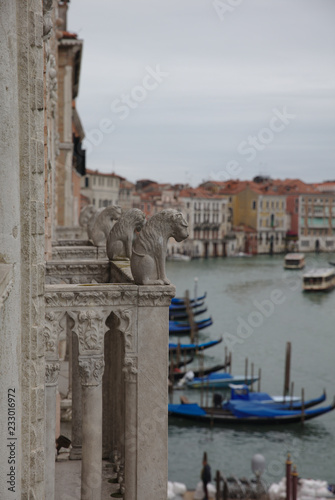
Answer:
[
  {"xmin": 79, "ymin": 205, "xmax": 97, "ymax": 228},
  {"xmin": 130, "ymin": 209, "xmax": 189, "ymax": 285},
  {"xmin": 89, "ymin": 206, "xmax": 122, "ymax": 246},
  {"xmin": 107, "ymin": 208, "xmax": 146, "ymax": 261}
]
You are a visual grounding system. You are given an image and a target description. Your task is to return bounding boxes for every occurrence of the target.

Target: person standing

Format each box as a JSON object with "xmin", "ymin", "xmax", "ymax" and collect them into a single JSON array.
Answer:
[{"xmin": 201, "ymin": 452, "xmax": 211, "ymax": 500}]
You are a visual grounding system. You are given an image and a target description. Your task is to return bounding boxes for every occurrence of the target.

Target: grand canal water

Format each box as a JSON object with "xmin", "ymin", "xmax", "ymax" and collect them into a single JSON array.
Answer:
[{"xmin": 166, "ymin": 254, "xmax": 335, "ymax": 489}]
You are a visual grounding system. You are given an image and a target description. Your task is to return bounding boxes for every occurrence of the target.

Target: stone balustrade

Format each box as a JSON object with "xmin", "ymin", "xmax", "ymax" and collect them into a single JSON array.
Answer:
[{"xmin": 44, "ymin": 282, "xmax": 174, "ymax": 500}]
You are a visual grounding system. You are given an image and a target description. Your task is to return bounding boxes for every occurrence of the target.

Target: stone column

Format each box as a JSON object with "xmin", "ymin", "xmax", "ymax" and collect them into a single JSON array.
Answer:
[
  {"xmin": 126, "ymin": 286, "xmax": 174, "ymax": 500},
  {"xmin": 79, "ymin": 355, "xmax": 105, "ymax": 500},
  {"xmin": 69, "ymin": 332, "xmax": 82, "ymax": 459},
  {"xmin": 45, "ymin": 361, "xmax": 60, "ymax": 500},
  {"xmin": 123, "ymin": 357, "xmax": 138, "ymax": 500}
]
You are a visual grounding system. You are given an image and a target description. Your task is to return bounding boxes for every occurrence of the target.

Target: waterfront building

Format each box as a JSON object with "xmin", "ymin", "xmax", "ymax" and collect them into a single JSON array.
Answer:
[
  {"xmin": 298, "ymin": 191, "xmax": 335, "ymax": 252},
  {"xmin": 178, "ymin": 187, "xmax": 229, "ymax": 257},
  {"xmin": 81, "ymin": 169, "xmax": 123, "ymax": 208},
  {"xmin": 257, "ymin": 189, "xmax": 287, "ymax": 254}
]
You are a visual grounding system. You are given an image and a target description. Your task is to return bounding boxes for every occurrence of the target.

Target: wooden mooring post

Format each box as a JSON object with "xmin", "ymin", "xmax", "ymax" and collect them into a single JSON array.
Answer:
[
  {"xmin": 292, "ymin": 465, "xmax": 298, "ymax": 500},
  {"xmin": 257, "ymin": 368, "xmax": 261, "ymax": 392},
  {"xmin": 283, "ymin": 342, "xmax": 292, "ymax": 401},
  {"xmin": 184, "ymin": 289, "xmax": 198, "ymax": 344},
  {"xmin": 286, "ymin": 453, "xmax": 292, "ymax": 500}
]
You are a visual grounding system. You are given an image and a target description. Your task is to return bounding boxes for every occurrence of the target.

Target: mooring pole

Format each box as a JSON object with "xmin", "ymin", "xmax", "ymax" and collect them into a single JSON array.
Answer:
[
  {"xmin": 283, "ymin": 342, "xmax": 291, "ymax": 401},
  {"xmin": 292, "ymin": 465, "xmax": 298, "ymax": 500},
  {"xmin": 286, "ymin": 453, "xmax": 292, "ymax": 500}
]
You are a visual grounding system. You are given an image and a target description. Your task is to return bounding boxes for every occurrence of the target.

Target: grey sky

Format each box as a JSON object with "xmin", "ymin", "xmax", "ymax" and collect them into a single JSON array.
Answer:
[{"xmin": 68, "ymin": 0, "xmax": 335, "ymax": 186}]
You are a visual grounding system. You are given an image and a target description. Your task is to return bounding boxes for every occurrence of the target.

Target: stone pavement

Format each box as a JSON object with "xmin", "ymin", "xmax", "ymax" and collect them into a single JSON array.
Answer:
[{"xmin": 55, "ymin": 458, "xmax": 121, "ymax": 500}]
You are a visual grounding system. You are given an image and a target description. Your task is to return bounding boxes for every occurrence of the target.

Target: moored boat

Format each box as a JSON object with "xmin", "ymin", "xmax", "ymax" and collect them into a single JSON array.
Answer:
[
  {"xmin": 169, "ymin": 317, "xmax": 213, "ymax": 334},
  {"xmin": 171, "ymin": 293, "xmax": 207, "ymax": 305},
  {"xmin": 169, "ymin": 306, "xmax": 207, "ymax": 321},
  {"xmin": 170, "ymin": 362, "xmax": 231, "ymax": 382},
  {"xmin": 169, "ymin": 337, "xmax": 223, "ymax": 354},
  {"xmin": 168, "ymin": 398, "xmax": 335, "ymax": 426},
  {"xmin": 225, "ymin": 384, "xmax": 326, "ymax": 411},
  {"xmin": 169, "ymin": 300, "xmax": 205, "ymax": 312},
  {"xmin": 180, "ymin": 372, "xmax": 258, "ymax": 390},
  {"xmin": 302, "ymin": 268, "xmax": 335, "ymax": 291}
]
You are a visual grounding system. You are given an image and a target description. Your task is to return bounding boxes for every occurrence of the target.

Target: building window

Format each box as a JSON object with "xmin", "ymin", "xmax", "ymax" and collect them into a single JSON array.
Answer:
[
  {"xmin": 252, "ymin": 201, "xmax": 256, "ymax": 210},
  {"xmin": 85, "ymin": 177, "xmax": 89, "ymax": 187}
]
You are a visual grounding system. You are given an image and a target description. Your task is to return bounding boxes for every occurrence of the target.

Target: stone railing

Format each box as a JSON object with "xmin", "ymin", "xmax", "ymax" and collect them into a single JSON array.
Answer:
[
  {"xmin": 44, "ymin": 282, "xmax": 174, "ymax": 500},
  {"xmin": 52, "ymin": 245, "xmax": 107, "ymax": 260}
]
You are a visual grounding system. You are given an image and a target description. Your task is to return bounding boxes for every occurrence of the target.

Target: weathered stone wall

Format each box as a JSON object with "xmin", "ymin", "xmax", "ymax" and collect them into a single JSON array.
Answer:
[{"xmin": 0, "ymin": 1, "xmax": 46, "ymax": 498}]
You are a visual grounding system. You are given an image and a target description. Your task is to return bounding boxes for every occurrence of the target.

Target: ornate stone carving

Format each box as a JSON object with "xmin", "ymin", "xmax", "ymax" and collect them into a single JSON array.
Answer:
[
  {"xmin": 45, "ymin": 288, "xmax": 137, "ymax": 308},
  {"xmin": 44, "ymin": 310, "xmax": 66, "ymax": 354},
  {"xmin": 138, "ymin": 288, "xmax": 176, "ymax": 307},
  {"xmin": 48, "ymin": 55, "xmax": 57, "ymax": 117},
  {"xmin": 131, "ymin": 209, "xmax": 189, "ymax": 285},
  {"xmin": 43, "ymin": 0, "xmax": 53, "ymax": 40},
  {"xmin": 88, "ymin": 206, "xmax": 122, "ymax": 247},
  {"xmin": 123, "ymin": 357, "xmax": 138, "ymax": 383},
  {"xmin": 45, "ymin": 361, "xmax": 60, "ymax": 386},
  {"xmin": 72, "ymin": 310, "xmax": 107, "ymax": 353},
  {"xmin": 78, "ymin": 356, "xmax": 105, "ymax": 386},
  {"xmin": 45, "ymin": 261, "xmax": 110, "ymax": 285},
  {"xmin": 113, "ymin": 309, "xmax": 133, "ymax": 350},
  {"xmin": 79, "ymin": 205, "xmax": 97, "ymax": 229},
  {"xmin": 106, "ymin": 209, "xmax": 146, "ymax": 261}
]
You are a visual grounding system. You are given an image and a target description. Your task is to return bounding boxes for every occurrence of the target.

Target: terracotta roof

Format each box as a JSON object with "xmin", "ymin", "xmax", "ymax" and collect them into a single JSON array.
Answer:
[
  {"xmin": 61, "ymin": 31, "xmax": 78, "ymax": 39},
  {"xmin": 179, "ymin": 187, "xmax": 222, "ymax": 199},
  {"xmin": 86, "ymin": 169, "xmax": 124, "ymax": 180}
]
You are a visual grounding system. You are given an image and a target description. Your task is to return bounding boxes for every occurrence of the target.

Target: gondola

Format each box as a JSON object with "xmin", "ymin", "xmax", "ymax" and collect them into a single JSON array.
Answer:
[
  {"xmin": 169, "ymin": 300, "xmax": 205, "ymax": 312},
  {"xmin": 180, "ymin": 372, "xmax": 258, "ymax": 390},
  {"xmin": 224, "ymin": 384, "xmax": 327, "ymax": 411},
  {"xmin": 170, "ymin": 362, "xmax": 231, "ymax": 382},
  {"xmin": 169, "ymin": 307, "xmax": 207, "ymax": 321},
  {"xmin": 170, "ymin": 356, "xmax": 194, "ymax": 371},
  {"xmin": 168, "ymin": 398, "xmax": 335, "ymax": 426},
  {"xmin": 169, "ymin": 317, "xmax": 213, "ymax": 335},
  {"xmin": 169, "ymin": 337, "xmax": 223, "ymax": 355},
  {"xmin": 171, "ymin": 293, "xmax": 207, "ymax": 305}
]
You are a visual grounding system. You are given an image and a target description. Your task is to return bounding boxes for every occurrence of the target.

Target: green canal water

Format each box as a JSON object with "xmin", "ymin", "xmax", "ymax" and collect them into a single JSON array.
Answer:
[{"xmin": 166, "ymin": 254, "xmax": 335, "ymax": 489}]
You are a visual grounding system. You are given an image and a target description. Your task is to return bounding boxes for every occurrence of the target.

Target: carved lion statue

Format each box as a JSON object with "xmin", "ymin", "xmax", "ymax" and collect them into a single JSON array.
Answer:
[
  {"xmin": 130, "ymin": 209, "xmax": 189, "ymax": 285},
  {"xmin": 106, "ymin": 208, "xmax": 146, "ymax": 261},
  {"xmin": 88, "ymin": 205, "xmax": 122, "ymax": 246},
  {"xmin": 79, "ymin": 205, "xmax": 97, "ymax": 228}
]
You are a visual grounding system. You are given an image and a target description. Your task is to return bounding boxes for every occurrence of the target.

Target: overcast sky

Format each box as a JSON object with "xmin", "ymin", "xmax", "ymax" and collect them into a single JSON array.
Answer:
[{"xmin": 68, "ymin": 0, "xmax": 335, "ymax": 186}]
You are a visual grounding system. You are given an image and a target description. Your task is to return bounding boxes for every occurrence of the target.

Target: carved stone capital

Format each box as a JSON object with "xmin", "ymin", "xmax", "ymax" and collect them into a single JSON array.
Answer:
[
  {"xmin": 123, "ymin": 357, "xmax": 138, "ymax": 383},
  {"xmin": 45, "ymin": 361, "xmax": 60, "ymax": 386},
  {"xmin": 138, "ymin": 286, "xmax": 176, "ymax": 307},
  {"xmin": 44, "ymin": 310, "xmax": 66, "ymax": 354},
  {"xmin": 78, "ymin": 356, "xmax": 105, "ymax": 386},
  {"xmin": 71, "ymin": 309, "xmax": 108, "ymax": 354}
]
